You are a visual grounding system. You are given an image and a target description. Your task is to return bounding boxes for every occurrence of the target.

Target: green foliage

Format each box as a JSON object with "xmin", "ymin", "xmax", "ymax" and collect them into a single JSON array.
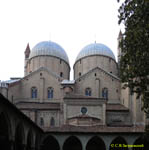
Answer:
[{"xmin": 118, "ymin": 0, "xmax": 149, "ymax": 113}]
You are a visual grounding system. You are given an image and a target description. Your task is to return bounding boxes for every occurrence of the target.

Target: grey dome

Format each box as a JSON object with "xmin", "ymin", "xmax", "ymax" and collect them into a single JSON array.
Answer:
[
  {"xmin": 76, "ymin": 43, "xmax": 115, "ymax": 62},
  {"xmin": 29, "ymin": 41, "xmax": 69, "ymax": 64}
]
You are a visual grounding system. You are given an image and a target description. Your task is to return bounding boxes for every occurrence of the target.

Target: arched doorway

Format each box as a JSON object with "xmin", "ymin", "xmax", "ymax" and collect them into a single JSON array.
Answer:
[
  {"xmin": 15, "ymin": 123, "xmax": 25, "ymax": 150},
  {"xmin": 0, "ymin": 112, "xmax": 11, "ymax": 150},
  {"xmin": 41, "ymin": 135, "xmax": 60, "ymax": 150},
  {"xmin": 26, "ymin": 129, "xmax": 33, "ymax": 150},
  {"xmin": 63, "ymin": 136, "xmax": 82, "ymax": 150},
  {"xmin": 109, "ymin": 136, "xmax": 128, "ymax": 150},
  {"xmin": 133, "ymin": 136, "xmax": 149, "ymax": 150},
  {"xmin": 86, "ymin": 136, "xmax": 106, "ymax": 150}
]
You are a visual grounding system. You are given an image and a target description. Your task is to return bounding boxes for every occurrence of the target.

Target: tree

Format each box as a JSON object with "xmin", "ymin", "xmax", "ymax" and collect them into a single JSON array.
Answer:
[{"xmin": 117, "ymin": 0, "xmax": 149, "ymax": 113}]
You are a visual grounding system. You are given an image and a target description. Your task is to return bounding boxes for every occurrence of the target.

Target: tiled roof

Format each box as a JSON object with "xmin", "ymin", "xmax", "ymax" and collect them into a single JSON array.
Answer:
[
  {"xmin": 16, "ymin": 102, "xmax": 60, "ymax": 110},
  {"xmin": 64, "ymin": 93, "xmax": 104, "ymax": 99},
  {"xmin": 61, "ymin": 79, "xmax": 75, "ymax": 85},
  {"xmin": 106, "ymin": 104, "xmax": 129, "ymax": 111},
  {"xmin": 43, "ymin": 125, "xmax": 144, "ymax": 133}
]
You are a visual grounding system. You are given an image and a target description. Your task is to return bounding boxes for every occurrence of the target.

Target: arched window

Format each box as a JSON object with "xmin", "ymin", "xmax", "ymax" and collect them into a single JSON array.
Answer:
[
  {"xmin": 40, "ymin": 117, "xmax": 44, "ymax": 126},
  {"xmin": 85, "ymin": 88, "xmax": 92, "ymax": 96},
  {"xmin": 102, "ymin": 88, "xmax": 108, "ymax": 99},
  {"xmin": 31, "ymin": 87, "xmax": 37, "ymax": 99},
  {"xmin": 50, "ymin": 117, "xmax": 55, "ymax": 126},
  {"xmin": 47, "ymin": 87, "xmax": 54, "ymax": 99}
]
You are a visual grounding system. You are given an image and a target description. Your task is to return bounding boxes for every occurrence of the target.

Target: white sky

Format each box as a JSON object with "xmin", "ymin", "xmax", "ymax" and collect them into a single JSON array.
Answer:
[{"xmin": 0, "ymin": 0, "xmax": 121, "ymax": 81}]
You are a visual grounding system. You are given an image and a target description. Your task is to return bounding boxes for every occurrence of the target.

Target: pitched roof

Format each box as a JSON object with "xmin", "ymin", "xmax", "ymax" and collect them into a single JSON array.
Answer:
[
  {"xmin": 106, "ymin": 104, "xmax": 129, "ymax": 111},
  {"xmin": 68, "ymin": 114, "xmax": 100, "ymax": 120},
  {"xmin": 76, "ymin": 67, "xmax": 120, "ymax": 81},
  {"xmin": 61, "ymin": 79, "xmax": 75, "ymax": 85},
  {"xmin": 23, "ymin": 67, "xmax": 61, "ymax": 80},
  {"xmin": 64, "ymin": 93, "xmax": 103, "ymax": 99},
  {"xmin": 16, "ymin": 102, "xmax": 60, "ymax": 110},
  {"xmin": 43, "ymin": 125, "xmax": 144, "ymax": 133}
]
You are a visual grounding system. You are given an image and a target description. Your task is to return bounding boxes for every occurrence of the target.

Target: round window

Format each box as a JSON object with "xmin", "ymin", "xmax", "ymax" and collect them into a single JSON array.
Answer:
[{"xmin": 81, "ymin": 107, "xmax": 87, "ymax": 115}]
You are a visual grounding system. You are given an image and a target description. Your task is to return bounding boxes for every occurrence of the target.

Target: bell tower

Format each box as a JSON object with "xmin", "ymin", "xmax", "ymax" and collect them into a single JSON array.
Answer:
[
  {"xmin": 117, "ymin": 30, "xmax": 123, "ymax": 66},
  {"xmin": 24, "ymin": 43, "xmax": 30, "ymax": 76}
]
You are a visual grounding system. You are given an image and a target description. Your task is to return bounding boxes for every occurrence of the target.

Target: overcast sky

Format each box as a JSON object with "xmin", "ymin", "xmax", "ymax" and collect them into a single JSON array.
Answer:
[{"xmin": 0, "ymin": 0, "xmax": 121, "ymax": 81}]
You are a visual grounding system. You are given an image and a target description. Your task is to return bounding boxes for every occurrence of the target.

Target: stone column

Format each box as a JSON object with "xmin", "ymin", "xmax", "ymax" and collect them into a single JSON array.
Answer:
[
  {"xmin": 63, "ymin": 103, "xmax": 67, "ymax": 124},
  {"xmin": 102, "ymin": 103, "xmax": 106, "ymax": 125},
  {"xmin": 82, "ymin": 144, "xmax": 86, "ymax": 150},
  {"xmin": 22, "ymin": 144, "xmax": 27, "ymax": 150},
  {"xmin": 58, "ymin": 136, "xmax": 65, "ymax": 150},
  {"xmin": 39, "ymin": 145, "xmax": 42, "ymax": 150},
  {"xmin": 127, "ymin": 137, "xmax": 135, "ymax": 150},
  {"xmin": 31, "ymin": 146, "xmax": 35, "ymax": 150},
  {"xmin": 10, "ymin": 140, "xmax": 15, "ymax": 150},
  {"xmin": 103, "ymin": 136, "xmax": 113, "ymax": 150},
  {"xmin": 59, "ymin": 142, "xmax": 63, "ymax": 150}
]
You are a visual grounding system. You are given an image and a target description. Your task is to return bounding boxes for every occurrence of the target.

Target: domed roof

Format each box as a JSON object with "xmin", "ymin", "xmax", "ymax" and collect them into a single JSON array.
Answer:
[
  {"xmin": 29, "ymin": 41, "xmax": 69, "ymax": 64},
  {"xmin": 76, "ymin": 43, "xmax": 115, "ymax": 62}
]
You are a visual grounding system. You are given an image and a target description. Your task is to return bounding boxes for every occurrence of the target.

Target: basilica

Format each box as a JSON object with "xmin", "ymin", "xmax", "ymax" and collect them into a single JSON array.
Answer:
[{"xmin": 0, "ymin": 32, "xmax": 148, "ymax": 150}]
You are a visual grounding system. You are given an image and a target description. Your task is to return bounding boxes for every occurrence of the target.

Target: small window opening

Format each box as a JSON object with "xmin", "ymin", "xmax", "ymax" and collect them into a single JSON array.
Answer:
[
  {"xmin": 50, "ymin": 117, "xmax": 55, "ymax": 126},
  {"xmin": 85, "ymin": 88, "xmax": 92, "ymax": 96},
  {"xmin": 60, "ymin": 72, "xmax": 63, "ymax": 77},
  {"xmin": 31, "ymin": 87, "xmax": 37, "ymax": 99},
  {"xmin": 102, "ymin": 88, "xmax": 108, "ymax": 99},
  {"xmin": 48, "ymin": 87, "xmax": 54, "ymax": 99},
  {"xmin": 40, "ymin": 117, "xmax": 44, "ymax": 126}
]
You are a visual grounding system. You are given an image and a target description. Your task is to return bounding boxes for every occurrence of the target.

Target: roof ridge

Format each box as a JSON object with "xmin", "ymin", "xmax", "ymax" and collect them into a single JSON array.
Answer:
[
  {"xmin": 76, "ymin": 67, "xmax": 120, "ymax": 81},
  {"xmin": 22, "ymin": 67, "xmax": 61, "ymax": 81}
]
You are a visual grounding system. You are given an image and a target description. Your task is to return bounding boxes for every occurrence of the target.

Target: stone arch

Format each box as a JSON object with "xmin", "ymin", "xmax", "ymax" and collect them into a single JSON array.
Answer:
[
  {"xmin": 133, "ymin": 136, "xmax": 149, "ymax": 150},
  {"xmin": 86, "ymin": 136, "xmax": 106, "ymax": 150},
  {"xmin": 41, "ymin": 135, "xmax": 60, "ymax": 150},
  {"xmin": 15, "ymin": 122, "xmax": 25, "ymax": 150},
  {"xmin": 0, "ymin": 112, "xmax": 11, "ymax": 150},
  {"xmin": 26, "ymin": 129, "xmax": 34, "ymax": 150},
  {"xmin": 109, "ymin": 136, "xmax": 128, "ymax": 150},
  {"xmin": 63, "ymin": 136, "xmax": 82, "ymax": 150}
]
